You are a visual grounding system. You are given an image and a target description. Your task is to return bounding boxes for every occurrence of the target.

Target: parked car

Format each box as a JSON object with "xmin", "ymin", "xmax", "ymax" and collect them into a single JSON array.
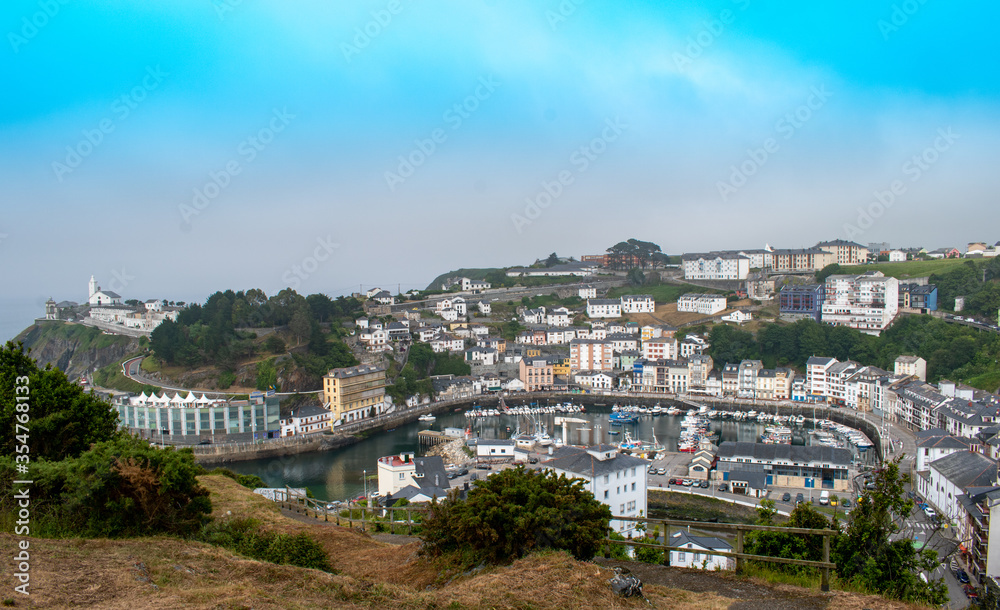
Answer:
[
  {"xmin": 683, "ymin": 479, "xmax": 693, "ymax": 486},
  {"xmin": 718, "ymin": 483, "xmax": 728, "ymax": 492},
  {"xmin": 781, "ymin": 492, "xmax": 792, "ymax": 502},
  {"xmin": 923, "ymin": 507, "xmax": 937, "ymax": 519},
  {"xmin": 917, "ymin": 502, "xmax": 928, "ymax": 510},
  {"xmin": 957, "ymin": 569, "xmax": 970, "ymax": 584},
  {"xmin": 830, "ymin": 496, "xmax": 838, "ymax": 506},
  {"xmin": 699, "ymin": 480, "xmax": 709, "ymax": 488},
  {"xmin": 476, "ymin": 463, "xmax": 491, "ymax": 470},
  {"xmin": 841, "ymin": 499, "xmax": 851, "ymax": 508},
  {"xmin": 795, "ymin": 493, "xmax": 805, "ymax": 504},
  {"xmin": 964, "ymin": 584, "xmax": 978, "ymax": 600},
  {"xmin": 528, "ymin": 457, "xmax": 538, "ymax": 464},
  {"xmin": 657, "ymin": 468, "xmax": 667, "ymax": 476}
]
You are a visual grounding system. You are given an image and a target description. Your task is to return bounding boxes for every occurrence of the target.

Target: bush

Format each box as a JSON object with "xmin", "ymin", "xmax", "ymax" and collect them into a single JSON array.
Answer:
[
  {"xmin": 263, "ymin": 335, "xmax": 286, "ymax": 354},
  {"xmin": 218, "ymin": 370, "xmax": 237, "ymax": 389},
  {"xmin": 200, "ymin": 517, "xmax": 334, "ymax": 572},
  {"xmin": 205, "ymin": 467, "xmax": 266, "ymax": 489},
  {"xmin": 421, "ymin": 466, "xmax": 611, "ymax": 565}
]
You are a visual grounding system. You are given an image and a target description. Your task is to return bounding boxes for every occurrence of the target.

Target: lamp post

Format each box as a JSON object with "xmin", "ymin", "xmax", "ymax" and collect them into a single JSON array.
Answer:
[{"xmin": 363, "ymin": 469, "xmax": 368, "ymax": 501}]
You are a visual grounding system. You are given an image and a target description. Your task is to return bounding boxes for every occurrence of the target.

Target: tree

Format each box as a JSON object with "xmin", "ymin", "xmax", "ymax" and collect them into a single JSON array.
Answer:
[
  {"xmin": 833, "ymin": 457, "xmax": 947, "ymax": 605},
  {"xmin": 815, "ymin": 264, "xmax": 843, "ymax": 283},
  {"xmin": 626, "ymin": 267, "xmax": 645, "ymax": 286},
  {"xmin": 545, "ymin": 252, "xmax": 559, "ymax": 267},
  {"xmin": 289, "ymin": 307, "xmax": 312, "ymax": 346},
  {"xmin": 745, "ymin": 499, "xmax": 835, "ymax": 575},
  {"xmin": 263, "ymin": 334, "xmax": 286, "ymax": 354},
  {"xmin": 421, "ymin": 466, "xmax": 612, "ymax": 564},
  {"xmin": 1, "ymin": 341, "xmax": 121, "ymax": 462}
]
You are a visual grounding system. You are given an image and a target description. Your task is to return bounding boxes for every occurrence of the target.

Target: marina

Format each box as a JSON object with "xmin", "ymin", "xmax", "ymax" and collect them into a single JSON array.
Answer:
[{"xmin": 228, "ymin": 400, "xmax": 879, "ymax": 502}]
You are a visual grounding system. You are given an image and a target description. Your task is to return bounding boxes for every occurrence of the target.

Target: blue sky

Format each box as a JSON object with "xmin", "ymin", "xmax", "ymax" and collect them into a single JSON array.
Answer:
[{"xmin": 2, "ymin": 0, "xmax": 999, "ymax": 339}]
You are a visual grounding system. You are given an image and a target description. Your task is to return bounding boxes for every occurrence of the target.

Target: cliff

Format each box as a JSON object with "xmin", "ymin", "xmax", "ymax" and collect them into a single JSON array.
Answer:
[{"xmin": 14, "ymin": 321, "xmax": 141, "ymax": 380}]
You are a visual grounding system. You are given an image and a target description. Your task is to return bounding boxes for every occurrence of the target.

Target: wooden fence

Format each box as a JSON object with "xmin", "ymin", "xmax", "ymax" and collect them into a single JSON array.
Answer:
[{"xmin": 605, "ymin": 515, "xmax": 837, "ymax": 591}]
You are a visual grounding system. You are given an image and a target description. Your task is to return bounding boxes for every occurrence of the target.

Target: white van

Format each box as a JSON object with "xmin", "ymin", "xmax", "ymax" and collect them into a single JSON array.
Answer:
[{"xmin": 819, "ymin": 490, "xmax": 830, "ymax": 505}]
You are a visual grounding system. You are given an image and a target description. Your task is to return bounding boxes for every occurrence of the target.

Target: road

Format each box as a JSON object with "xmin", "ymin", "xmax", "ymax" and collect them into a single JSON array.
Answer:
[{"xmin": 120, "ymin": 355, "xmax": 321, "ymax": 397}]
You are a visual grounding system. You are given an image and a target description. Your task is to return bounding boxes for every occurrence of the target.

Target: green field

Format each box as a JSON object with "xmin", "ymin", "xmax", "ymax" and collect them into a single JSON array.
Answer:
[{"xmin": 840, "ymin": 258, "xmax": 972, "ymax": 279}]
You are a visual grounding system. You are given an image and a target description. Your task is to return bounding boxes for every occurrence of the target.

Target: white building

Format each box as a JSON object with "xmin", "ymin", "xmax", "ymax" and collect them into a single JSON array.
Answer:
[
  {"xmin": 279, "ymin": 403, "xmax": 332, "ymax": 436},
  {"xmin": 677, "ymin": 294, "xmax": 727, "ymax": 315},
  {"xmin": 915, "ymin": 429, "xmax": 971, "ymax": 472},
  {"xmin": 641, "ymin": 337, "xmax": 678, "ymax": 361},
  {"xmin": 889, "ymin": 250, "xmax": 907, "ymax": 262},
  {"xmin": 475, "ymin": 439, "xmax": 515, "ymax": 460},
  {"xmin": 805, "ymin": 356, "xmax": 837, "ymax": 400},
  {"xmin": 542, "ymin": 444, "xmax": 649, "ymax": 535},
  {"xmin": 917, "ymin": 451, "xmax": 997, "ymax": 524},
  {"xmin": 477, "ymin": 300, "xmax": 491, "ymax": 315},
  {"xmin": 429, "ymin": 333, "xmax": 464, "ymax": 353},
  {"xmin": 574, "ymin": 371, "xmax": 614, "ymax": 389},
  {"xmin": 668, "ymin": 531, "xmax": 734, "ymax": 570},
  {"xmin": 586, "ymin": 299, "xmax": 622, "ymax": 319},
  {"xmin": 720, "ymin": 309, "xmax": 752, "ymax": 325},
  {"xmin": 681, "ymin": 253, "xmax": 750, "ymax": 281},
  {"xmin": 546, "ymin": 307, "xmax": 572, "ymax": 327},
  {"xmin": 620, "ymin": 295, "xmax": 655, "ymax": 314},
  {"xmin": 460, "ymin": 277, "xmax": 491, "ymax": 292},
  {"xmin": 895, "ymin": 355, "xmax": 927, "ymax": 382},
  {"xmin": 579, "ymin": 285, "xmax": 597, "ymax": 300},
  {"xmin": 821, "ymin": 272, "xmax": 899, "ymax": 336}
]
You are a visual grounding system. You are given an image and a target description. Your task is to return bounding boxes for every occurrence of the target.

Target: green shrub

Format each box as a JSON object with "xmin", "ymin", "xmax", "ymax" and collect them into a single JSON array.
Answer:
[
  {"xmin": 205, "ymin": 467, "xmax": 266, "ymax": 489},
  {"xmin": 218, "ymin": 370, "xmax": 237, "ymax": 389},
  {"xmin": 200, "ymin": 517, "xmax": 334, "ymax": 572}
]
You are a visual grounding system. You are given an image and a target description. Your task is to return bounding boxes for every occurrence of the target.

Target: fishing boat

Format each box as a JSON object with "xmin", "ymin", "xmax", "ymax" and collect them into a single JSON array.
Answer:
[
  {"xmin": 418, "ymin": 414, "xmax": 436, "ymax": 422},
  {"xmin": 609, "ymin": 411, "xmax": 639, "ymax": 425}
]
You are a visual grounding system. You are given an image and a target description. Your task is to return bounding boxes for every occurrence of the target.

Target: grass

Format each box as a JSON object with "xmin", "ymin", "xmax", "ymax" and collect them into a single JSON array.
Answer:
[
  {"xmin": 647, "ymin": 490, "xmax": 766, "ymax": 525},
  {"xmin": 840, "ymin": 258, "xmax": 972, "ymax": 279},
  {"xmin": 93, "ymin": 354, "xmax": 159, "ymax": 393},
  {"xmin": 964, "ymin": 369, "xmax": 1000, "ymax": 393}
]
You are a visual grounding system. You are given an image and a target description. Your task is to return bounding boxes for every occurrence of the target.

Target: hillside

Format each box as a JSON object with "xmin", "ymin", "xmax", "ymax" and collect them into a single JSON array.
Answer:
[
  {"xmin": 0, "ymin": 475, "xmax": 934, "ymax": 609},
  {"xmin": 424, "ymin": 268, "xmax": 501, "ymax": 291},
  {"xmin": 14, "ymin": 321, "xmax": 141, "ymax": 381},
  {"xmin": 840, "ymin": 258, "xmax": 968, "ymax": 279}
]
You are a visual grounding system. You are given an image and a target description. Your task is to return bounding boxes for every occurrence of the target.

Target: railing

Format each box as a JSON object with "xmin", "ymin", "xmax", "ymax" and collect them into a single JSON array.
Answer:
[
  {"xmin": 605, "ymin": 515, "xmax": 837, "ymax": 591},
  {"xmin": 275, "ymin": 489, "xmax": 429, "ymax": 535}
]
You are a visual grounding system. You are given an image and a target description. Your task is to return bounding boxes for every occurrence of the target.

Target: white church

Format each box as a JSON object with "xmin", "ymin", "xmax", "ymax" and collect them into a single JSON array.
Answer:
[
  {"xmin": 88, "ymin": 275, "xmax": 123, "ymax": 306},
  {"xmin": 84, "ymin": 275, "xmax": 177, "ymax": 334}
]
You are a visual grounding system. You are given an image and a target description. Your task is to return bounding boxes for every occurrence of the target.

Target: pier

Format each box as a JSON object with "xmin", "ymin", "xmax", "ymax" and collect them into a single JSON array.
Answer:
[{"xmin": 418, "ymin": 429, "xmax": 451, "ymax": 447}]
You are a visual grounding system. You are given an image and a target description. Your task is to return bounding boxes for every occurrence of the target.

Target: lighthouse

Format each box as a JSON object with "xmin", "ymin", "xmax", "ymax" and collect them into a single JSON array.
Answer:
[{"xmin": 88, "ymin": 275, "xmax": 99, "ymax": 300}]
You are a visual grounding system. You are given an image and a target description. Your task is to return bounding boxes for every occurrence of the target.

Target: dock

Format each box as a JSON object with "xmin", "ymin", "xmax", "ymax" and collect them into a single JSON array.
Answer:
[{"xmin": 418, "ymin": 430, "xmax": 451, "ymax": 447}]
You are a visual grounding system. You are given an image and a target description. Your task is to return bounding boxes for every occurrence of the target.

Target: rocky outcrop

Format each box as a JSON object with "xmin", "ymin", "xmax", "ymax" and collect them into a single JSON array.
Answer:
[{"xmin": 16, "ymin": 322, "xmax": 140, "ymax": 379}]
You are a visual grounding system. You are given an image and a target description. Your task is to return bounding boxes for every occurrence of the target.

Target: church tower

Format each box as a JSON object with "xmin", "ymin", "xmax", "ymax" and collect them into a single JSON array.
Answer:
[{"xmin": 89, "ymin": 275, "xmax": 98, "ymax": 299}]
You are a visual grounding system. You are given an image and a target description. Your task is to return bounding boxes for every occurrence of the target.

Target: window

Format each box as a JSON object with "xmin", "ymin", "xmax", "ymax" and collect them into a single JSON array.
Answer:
[
  {"xmin": 620, "ymin": 504, "xmax": 625, "ymax": 513},
  {"xmin": 631, "ymin": 482, "xmax": 636, "ymax": 492},
  {"xmin": 678, "ymin": 552, "xmax": 686, "ymax": 562},
  {"xmin": 604, "ymin": 490, "xmax": 609, "ymax": 499},
  {"xmin": 692, "ymin": 553, "xmax": 700, "ymax": 563},
  {"xmin": 399, "ymin": 473, "xmax": 405, "ymax": 480},
  {"xmin": 617, "ymin": 486, "xmax": 620, "ymax": 495},
  {"xmin": 604, "ymin": 474, "xmax": 609, "ymax": 484}
]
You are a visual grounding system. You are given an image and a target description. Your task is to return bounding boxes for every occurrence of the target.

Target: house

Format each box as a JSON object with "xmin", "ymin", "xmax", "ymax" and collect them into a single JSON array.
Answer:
[
  {"xmin": 894, "ymin": 355, "xmax": 927, "ymax": 381},
  {"xmin": 439, "ymin": 307, "xmax": 460, "ymax": 322},
  {"xmin": 429, "ymin": 333, "xmax": 464, "ymax": 353},
  {"xmin": 641, "ymin": 324, "xmax": 677, "ymax": 341},
  {"xmin": 546, "ymin": 307, "xmax": 571, "ymax": 327},
  {"xmin": 918, "ymin": 451, "xmax": 997, "ymax": 523},
  {"xmin": 477, "ymin": 300, "xmax": 491, "ymax": 315},
  {"xmin": 365, "ymin": 287, "xmax": 384, "ymax": 299},
  {"xmin": 542, "ymin": 444, "xmax": 649, "ymax": 535},
  {"xmin": 632, "ymin": 359, "xmax": 690, "ymax": 394},
  {"xmin": 806, "ymin": 356, "xmax": 837, "ymax": 400},
  {"xmin": 668, "ymin": 531, "xmax": 734, "ymax": 570},
  {"xmin": 378, "ymin": 452, "xmax": 451, "ymax": 499},
  {"xmin": 578, "ymin": 285, "xmax": 597, "ymax": 300},
  {"xmin": 641, "ymin": 337, "xmax": 678, "ymax": 361},
  {"xmin": 460, "ymin": 277, "xmax": 491, "ymax": 292},
  {"xmin": 386, "ymin": 321, "xmax": 411, "ymax": 342},
  {"xmin": 888, "ymin": 250, "xmax": 907, "ymax": 262},
  {"xmin": 679, "ymin": 335, "xmax": 708, "ymax": 358},
  {"xmin": 620, "ymin": 294, "xmax": 655, "ymax": 314},
  {"xmin": 607, "ymin": 333, "xmax": 639, "ymax": 353},
  {"xmin": 475, "ymin": 439, "xmax": 515, "ymax": 460},
  {"xmin": 519, "ymin": 357, "xmax": 557, "ymax": 391},
  {"xmin": 915, "ymin": 429, "xmax": 971, "ymax": 472},
  {"xmin": 737, "ymin": 360, "xmax": 763, "ymax": 398},
  {"xmin": 727, "ymin": 470, "xmax": 768, "ymax": 498},
  {"xmin": 358, "ymin": 327, "xmax": 389, "ymax": 350},
  {"xmin": 898, "ymin": 284, "xmax": 938, "ymax": 311},
  {"xmin": 586, "ymin": 299, "xmax": 622, "ymax": 319},
  {"xmin": 279, "ymin": 403, "xmax": 331, "ymax": 436},
  {"xmin": 370, "ymin": 290, "xmax": 395, "ymax": 305},
  {"xmin": 677, "ymin": 294, "xmax": 727, "ymax": 315},
  {"xmin": 144, "ymin": 299, "xmax": 163, "ymax": 312},
  {"xmin": 522, "ymin": 307, "xmax": 547, "ymax": 325},
  {"xmin": 927, "ymin": 247, "xmax": 960, "ymax": 259},
  {"xmin": 322, "ymin": 364, "xmax": 387, "ymax": 425},
  {"xmin": 720, "ymin": 309, "xmax": 752, "ymax": 325},
  {"xmin": 355, "ymin": 317, "xmax": 369, "ymax": 329},
  {"xmin": 465, "ymin": 347, "xmax": 499, "ymax": 366},
  {"xmin": 574, "ymin": 370, "xmax": 614, "ymax": 389}
]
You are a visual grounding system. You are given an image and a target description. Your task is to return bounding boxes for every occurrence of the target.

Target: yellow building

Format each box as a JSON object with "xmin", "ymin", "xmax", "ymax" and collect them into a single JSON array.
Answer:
[
  {"xmin": 552, "ymin": 358, "xmax": 571, "ymax": 376},
  {"xmin": 322, "ymin": 364, "xmax": 386, "ymax": 426}
]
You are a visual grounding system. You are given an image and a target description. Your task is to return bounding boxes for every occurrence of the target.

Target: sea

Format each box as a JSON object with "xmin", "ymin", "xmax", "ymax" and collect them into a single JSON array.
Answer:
[{"xmin": 0, "ymin": 297, "xmax": 44, "ymax": 343}]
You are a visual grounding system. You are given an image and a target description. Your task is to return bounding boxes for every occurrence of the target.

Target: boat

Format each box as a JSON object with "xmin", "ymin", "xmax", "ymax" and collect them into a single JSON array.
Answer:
[
  {"xmin": 609, "ymin": 411, "xmax": 639, "ymax": 425},
  {"xmin": 418, "ymin": 414, "xmax": 436, "ymax": 422}
]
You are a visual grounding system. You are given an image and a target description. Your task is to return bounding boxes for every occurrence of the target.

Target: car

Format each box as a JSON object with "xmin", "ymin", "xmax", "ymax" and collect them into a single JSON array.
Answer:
[
  {"xmin": 198, "ymin": 440, "xmax": 212, "ymax": 445},
  {"xmin": 447, "ymin": 471, "xmax": 458, "ymax": 479},
  {"xmin": 957, "ymin": 569, "xmax": 970, "ymax": 584},
  {"xmin": 528, "ymin": 457, "xmax": 538, "ymax": 464},
  {"xmin": 659, "ymin": 468, "xmax": 668, "ymax": 476},
  {"xmin": 917, "ymin": 502, "xmax": 928, "ymax": 510},
  {"xmin": 841, "ymin": 499, "xmax": 851, "ymax": 508},
  {"xmin": 699, "ymin": 480, "xmax": 709, "ymax": 488},
  {"xmin": 781, "ymin": 492, "xmax": 792, "ymax": 502},
  {"xmin": 915, "ymin": 496, "xmax": 923, "ymax": 504},
  {"xmin": 923, "ymin": 507, "xmax": 937, "ymax": 519},
  {"xmin": 830, "ymin": 497, "xmax": 838, "ymax": 506},
  {"xmin": 683, "ymin": 479, "xmax": 693, "ymax": 486},
  {"xmin": 795, "ymin": 493, "xmax": 805, "ymax": 504},
  {"xmin": 476, "ymin": 463, "xmax": 492, "ymax": 470},
  {"xmin": 964, "ymin": 584, "xmax": 978, "ymax": 599},
  {"xmin": 717, "ymin": 483, "xmax": 728, "ymax": 492}
]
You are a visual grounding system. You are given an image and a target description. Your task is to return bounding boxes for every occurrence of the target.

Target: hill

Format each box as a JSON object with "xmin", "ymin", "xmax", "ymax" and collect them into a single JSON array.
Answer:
[
  {"xmin": 14, "ymin": 321, "xmax": 141, "ymax": 381},
  {"xmin": 424, "ymin": 268, "xmax": 500, "ymax": 291},
  {"xmin": 0, "ymin": 475, "xmax": 935, "ymax": 609},
  {"xmin": 840, "ymin": 258, "xmax": 968, "ymax": 279}
]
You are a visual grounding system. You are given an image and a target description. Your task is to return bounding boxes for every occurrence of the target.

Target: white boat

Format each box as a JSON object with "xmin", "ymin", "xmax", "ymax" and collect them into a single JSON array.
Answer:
[{"xmin": 418, "ymin": 414, "xmax": 436, "ymax": 422}]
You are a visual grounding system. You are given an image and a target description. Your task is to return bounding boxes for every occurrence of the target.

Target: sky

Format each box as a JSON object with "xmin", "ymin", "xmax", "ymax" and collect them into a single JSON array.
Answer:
[{"xmin": 2, "ymin": 0, "xmax": 999, "ymax": 340}]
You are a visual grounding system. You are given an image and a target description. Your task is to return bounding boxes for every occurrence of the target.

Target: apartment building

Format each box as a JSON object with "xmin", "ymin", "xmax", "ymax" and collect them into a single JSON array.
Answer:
[
  {"xmin": 570, "ymin": 339, "xmax": 614, "ymax": 372},
  {"xmin": 737, "ymin": 360, "xmax": 763, "ymax": 398},
  {"xmin": 519, "ymin": 357, "xmax": 557, "ymax": 391},
  {"xmin": 778, "ymin": 284, "xmax": 825, "ymax": 322},
  {"xmin": 586, "ymin": 299, "xmax": 622, "ymax": 319},
  {"xmin": 620, "ymin": 294, "xmax": 655, "ymax": 313},
  {"xmin": 682, "ymin": 253, "xmax": 750, "ymax": 281},
  {"xmin": 816, "ymin": 239, "xmax": 869, "ymax": 265},
  {"xmin": 641, "ymin": 337, "xmax": 678, "ymax": 361},
  {"xmin": 895, "ymin": 355, "xmax": 927, "ymax": 382},
  {"xmin": 771, "ymin": 248, "xmax": 835, "ymax": 272},
  {"xmin": 821, "ymin": 272, "xmax": 899, "ymax": 335},
  {"xmin": 322, "ymin": 364, "xmax": 387, "ymax": 425},
  {"xmin": 677, "ymin": 293, "xmax": 727, "ymax": 315}
]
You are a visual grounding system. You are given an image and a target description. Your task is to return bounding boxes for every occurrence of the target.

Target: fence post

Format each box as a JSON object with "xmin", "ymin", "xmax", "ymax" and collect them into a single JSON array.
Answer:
[
  {"xmin": 362, "ymin": 505, "xmax": 366, "ymax": 532},
  {"xmin": 735, "ymin": 527, "xmax": 744, "ymax": 573},
  {"xmin": 390, "ymin": 507, "xmax": 395, "ymax": 535},
  {"xmin": 663, "ymin": 522, "xmax": 671, "ymax": 565},
  {"xmin": 821, "ymin": 533, "xmax": 831, "ymax": 592},
  {"xmin": 408, "ymin": 507, "xmax": 413, "ymax": 535}
]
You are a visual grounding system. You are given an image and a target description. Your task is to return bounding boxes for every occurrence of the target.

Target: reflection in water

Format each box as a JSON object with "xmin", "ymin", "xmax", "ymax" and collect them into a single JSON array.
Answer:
[{"xmin": 227, "ymin": 406, "xmax": 860, "ymax": 502}]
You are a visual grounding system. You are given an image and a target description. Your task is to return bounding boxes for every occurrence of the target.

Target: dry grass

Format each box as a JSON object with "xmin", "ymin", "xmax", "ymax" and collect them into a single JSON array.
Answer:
[{"xmin": 0, "ymin": 474, "xmax": 937, "ymax": 609}]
